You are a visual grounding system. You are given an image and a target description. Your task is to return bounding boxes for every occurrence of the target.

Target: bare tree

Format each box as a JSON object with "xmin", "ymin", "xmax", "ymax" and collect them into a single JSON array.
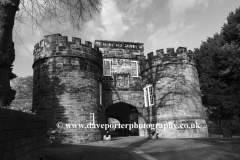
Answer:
[{"xmin": 0, "ymin": 0, "xmax": 102, "ymax": 107}]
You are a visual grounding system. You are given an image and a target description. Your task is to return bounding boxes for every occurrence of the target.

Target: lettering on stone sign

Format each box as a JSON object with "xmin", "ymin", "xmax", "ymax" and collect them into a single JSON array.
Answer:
[{"xmin": 116, "ymin": 43, "xmax": 122, "ymax": 47}]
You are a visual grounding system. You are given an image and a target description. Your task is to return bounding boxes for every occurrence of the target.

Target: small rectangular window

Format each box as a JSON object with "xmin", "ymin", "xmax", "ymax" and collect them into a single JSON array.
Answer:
[
  {"xmin": 103, "ymin": 59, "xmax": 112, "ymax": 76},
  {"xmin": 131, "ymin": 61, "xmax": 138, "ymax": 77}
]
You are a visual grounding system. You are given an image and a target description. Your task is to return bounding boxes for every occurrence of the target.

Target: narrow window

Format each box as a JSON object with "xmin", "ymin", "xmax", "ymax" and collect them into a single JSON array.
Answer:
[
  {"xmin": 90, "ymin": 113, "xmax": 95, "ymax": 124},
  {"xmin": 144, "ymin": 87, "xmax": 148, "ymax": 107},
  {"xmin": 103, "ymin": 59, "xmax": 111, "ymax": 76},
  {"xmin": 99, "ymin": 82, "xmax": 102, "ymax": 105},
  {"xmin": 143, "ymin": 85, "xmax": 154, "ymax": 107},
  {"xmin": 131, "ymin": 61, "xmax": 138, "ymax": 77},
  {"xmin": 148, "ymin": 85, "xmax": 154, "ymax": 106}
]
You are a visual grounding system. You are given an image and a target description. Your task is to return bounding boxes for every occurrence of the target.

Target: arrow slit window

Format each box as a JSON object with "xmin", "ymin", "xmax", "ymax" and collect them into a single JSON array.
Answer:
[
  {"xmin": 131, "ymin": 61, "xmax": 138, "ymax": 77},
  {"xmin": 143, "ymin": 85, "xmax": 154, "ymax": 107},
  {"xmin": 103, "ymin": 59, "xmax": 111, "ymax": 76},
  {"xmin": 99, "ymin": 82, "xmax": 102, "ymax": 105},
  {"xmin": 90, "ymin": 113, "xmax": 95, "ymax": 124}
]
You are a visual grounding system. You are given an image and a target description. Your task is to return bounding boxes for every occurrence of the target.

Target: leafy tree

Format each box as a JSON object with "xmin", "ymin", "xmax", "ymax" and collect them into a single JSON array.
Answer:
[
  {"xmin": 222, "ymin": 7, "xmax": 240, "ymax": 45},
  {"xmin": 196, "ymin": 6, "xmax": 240, "ymax": 121},
  {"xmin": 11, "ymin": 76, "xmax": 33, "ymax": 99},
  {"xmin": 196, "ymin": 33, "xmax": 226, "ymax": 119},
  {"xmin": 9, "ymin": 75, "xmax": 33, "ymax": 113},
  {"xmin": 0, "ymin": 0, "xmax": 102, "ymax": 107}
]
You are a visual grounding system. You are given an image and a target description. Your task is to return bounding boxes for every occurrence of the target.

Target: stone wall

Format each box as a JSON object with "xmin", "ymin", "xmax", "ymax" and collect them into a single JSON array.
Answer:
[
  {"xmin": 95, "ymin": 40, "xmax": 144, "ymax": 92},
  {"xmin": 103, "ymin": 91, "xmax": 143, "ymax": 110},
  {"xmin": 94, "ymin": 40, "xmax": 145, "ymax": 109},
  {"xmin": 0, "ymin": 108, "xmax": 46, "ymax": 160},
  {"xmin": 32, "ymin": 34, "xmax": 103, "ymax": 144},
  {"xmin": 140, "ymin": 47, "xmax": 208, "ymax": 138}
]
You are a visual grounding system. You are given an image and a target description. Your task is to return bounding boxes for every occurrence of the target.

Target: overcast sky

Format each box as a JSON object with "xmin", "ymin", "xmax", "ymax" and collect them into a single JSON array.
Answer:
[{"xmin": 13, "ymin": 0, "xmax": 240, "ymax": 77}]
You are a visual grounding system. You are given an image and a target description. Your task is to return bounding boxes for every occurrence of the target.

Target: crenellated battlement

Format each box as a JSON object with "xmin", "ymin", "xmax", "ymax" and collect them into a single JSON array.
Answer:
[
  {"xmin": 139, "ymin": 47, "xmax": 195, "ymax": 73},
  {"xmin": 33, "ymin": 34, "xmax": 102, "ymax": 67}
]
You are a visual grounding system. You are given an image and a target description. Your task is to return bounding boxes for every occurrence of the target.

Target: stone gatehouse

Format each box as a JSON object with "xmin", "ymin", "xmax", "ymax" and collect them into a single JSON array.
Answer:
[{"xmin": 32, "ymin": 34, "xmax": 208, "ymax": 144}]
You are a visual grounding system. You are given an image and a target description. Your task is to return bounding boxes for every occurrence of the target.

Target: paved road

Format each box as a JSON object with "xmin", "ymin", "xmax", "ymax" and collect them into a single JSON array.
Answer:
[
  {"xmin": 45, "ymin": 137, "xmax": 240, "ymax": 160},
  {"xmin": 113, "ymin": 137, "xmax": 240, "ymax": 160},
  {"xmin": 45, "ymin": 140, "xmax": 136, "ymax": 160}
]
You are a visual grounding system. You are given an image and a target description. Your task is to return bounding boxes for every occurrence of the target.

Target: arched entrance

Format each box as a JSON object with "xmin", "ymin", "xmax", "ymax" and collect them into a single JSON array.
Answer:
[{"xmin": 105, "ymin": 102, "xmax": 139, "ymax": 137}]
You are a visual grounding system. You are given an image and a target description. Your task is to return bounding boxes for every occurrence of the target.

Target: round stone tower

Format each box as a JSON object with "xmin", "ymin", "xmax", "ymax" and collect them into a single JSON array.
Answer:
[
  {"xmin": 140, "ymin": 47, "xmax": 208, "ymax": 138},
  {"xmin": 32, "ymin": 34, "xmax": 103, "ymax": 144}
]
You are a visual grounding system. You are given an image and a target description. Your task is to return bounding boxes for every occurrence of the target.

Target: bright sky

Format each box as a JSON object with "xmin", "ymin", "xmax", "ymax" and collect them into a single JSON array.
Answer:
[{"xmin": 13, "ymin": 0, "xmax": 240, "ymax": 77}]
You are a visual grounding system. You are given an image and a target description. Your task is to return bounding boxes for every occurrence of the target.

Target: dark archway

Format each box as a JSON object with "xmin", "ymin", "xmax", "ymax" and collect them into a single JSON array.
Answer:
[{"xmin": 105, "ymin": 102, "xmax": 139, "ymax": 137}]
